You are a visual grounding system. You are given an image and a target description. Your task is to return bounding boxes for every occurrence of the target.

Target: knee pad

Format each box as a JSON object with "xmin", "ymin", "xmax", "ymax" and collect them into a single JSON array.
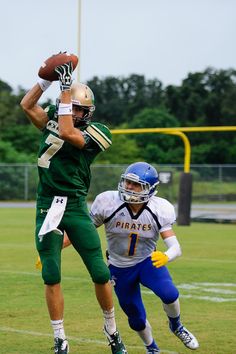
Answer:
[
  {"xmin": 128, "ymin": 317, "xmax": 146, "ymax": 331},
  {"xmin": 41, "ymin": 257, "xmax": 61, "ymax": 285},
  {"xmin": 160, "ymin": 282, "xmax": 179, "ymax": 304},
  {"xmin": 90, "ymin": 259, "xmax": 110, "ymax": 284}
]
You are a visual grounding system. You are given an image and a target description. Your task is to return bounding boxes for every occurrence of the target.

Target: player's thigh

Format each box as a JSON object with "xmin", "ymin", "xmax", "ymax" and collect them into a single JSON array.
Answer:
[
  {"xmin": 109, "ymin": 264, "xmax": 146, "ymax": 317},
  {"xmin": 64, "ymin": 204, "xmax": 109, "ymax": 283},
  {"xmin": 64, "ymin": 204, "xmax": 102, "ymax": 254},
  {"xmin": 35, "ymin": 199, "xmax": 63, "ymax": 254},
  {"xmin": 140, "ymin": 258, "xmax": 179, "ymax": 303},
  {"xmin": 35, "ymin": 201, "xmax": 63, "ymax": 284}
]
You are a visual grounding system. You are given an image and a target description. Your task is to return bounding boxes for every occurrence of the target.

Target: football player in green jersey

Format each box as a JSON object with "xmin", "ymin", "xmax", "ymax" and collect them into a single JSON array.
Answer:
[{"xmin": 20, "ymin": 60, "xmax": 127, "ymax": 354}]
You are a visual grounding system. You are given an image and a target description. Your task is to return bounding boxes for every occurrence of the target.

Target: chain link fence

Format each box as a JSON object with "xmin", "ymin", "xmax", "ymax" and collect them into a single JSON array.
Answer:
[{"xmin": 0, "ymin": 163, "xmax": 236, "ymax": 204}]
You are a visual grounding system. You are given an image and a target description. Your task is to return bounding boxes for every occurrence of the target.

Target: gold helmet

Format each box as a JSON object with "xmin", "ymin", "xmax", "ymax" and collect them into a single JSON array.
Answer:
[{"xmin": 71, "ymin": 82, "xmax": 95, "ymax": 125}]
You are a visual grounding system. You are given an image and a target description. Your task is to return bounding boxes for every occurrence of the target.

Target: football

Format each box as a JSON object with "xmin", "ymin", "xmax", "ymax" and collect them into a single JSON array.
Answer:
[{"xmin": 38, "ymin": 52, "xmax": 78, "ymax": 81}]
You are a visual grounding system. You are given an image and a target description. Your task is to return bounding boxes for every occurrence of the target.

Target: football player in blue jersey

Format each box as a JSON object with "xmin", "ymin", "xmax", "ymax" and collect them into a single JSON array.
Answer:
[{"xmin": 90, "ymin": 162, "xmax": 199, "ymax": 353}]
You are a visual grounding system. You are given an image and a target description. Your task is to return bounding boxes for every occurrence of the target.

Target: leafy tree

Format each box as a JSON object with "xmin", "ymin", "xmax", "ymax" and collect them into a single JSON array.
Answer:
[
  {"xmin": 87, "ymin": 74, "xmax": 163, "ymax": 127},
  {"xmin": 0, "ymin": 86, "xmax": 52, "ymax": 159},
  {"xmin": 1, "ymin": 68, "xmax": 236, "ymax": 165},
  {"xmin": 128, "ymin": 107, "xmax": 184, "ymax": 164},
  {"xmin": 2, "ymin": 124, "xmax": 41, "ymax": 156},
  {"xmin": 0, "ymin": 140, "xmax": 35, "ymax": 162},
  {"xmin": 95, "ymin": 134, "xmax": 140, "ymax": 163},
  {"xmin": 0, "ymin": 79, "xmax": 12, "ymax": 93},
  {"xmin": 165, "ymin": 68, "xmax": 236, "ymax": 127}
]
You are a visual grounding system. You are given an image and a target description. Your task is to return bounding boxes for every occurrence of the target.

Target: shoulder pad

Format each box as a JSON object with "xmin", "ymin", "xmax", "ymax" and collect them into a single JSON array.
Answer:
[{"xmin": 85, "ymin": 122, "xmax": 112, "ymax": 151}]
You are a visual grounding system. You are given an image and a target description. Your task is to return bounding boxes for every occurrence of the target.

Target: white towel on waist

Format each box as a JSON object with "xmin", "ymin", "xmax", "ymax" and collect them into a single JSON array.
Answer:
[{"xmin": 38, "ymin": 196, "xmax": 68, "ymax": 242}]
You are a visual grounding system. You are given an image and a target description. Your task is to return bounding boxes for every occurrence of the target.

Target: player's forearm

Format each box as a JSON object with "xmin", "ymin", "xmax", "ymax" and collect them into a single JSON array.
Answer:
[
  {"xmin": 20, "ymin": 84, "xmax": 48, "ymax": 129},
  {"xmin": 58, "ymin": 91, "xmax": 85, "ymax": 148},
  {"xmin": 58, "ymin": 123, "xmax": 85, "ymax": 148},
  {"xmin": 163, "ymin": 236, "xmax": 182, "ymax": 262}
]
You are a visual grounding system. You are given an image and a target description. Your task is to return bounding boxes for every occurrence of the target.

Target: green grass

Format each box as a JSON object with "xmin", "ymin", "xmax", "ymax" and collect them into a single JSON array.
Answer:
[{"xmin": 0, "ymin": 208, "xmax": 236, "ymax": 354}]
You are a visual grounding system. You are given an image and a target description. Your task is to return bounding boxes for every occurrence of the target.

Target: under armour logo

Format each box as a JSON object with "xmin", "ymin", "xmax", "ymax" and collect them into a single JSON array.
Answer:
[
  {"xmin": 40, "ymin": 208, "xmax": 48, "ymax": 213},
  {"xmin": 56, "ymin": 198, "xmax": 64, "ymax": 203}
]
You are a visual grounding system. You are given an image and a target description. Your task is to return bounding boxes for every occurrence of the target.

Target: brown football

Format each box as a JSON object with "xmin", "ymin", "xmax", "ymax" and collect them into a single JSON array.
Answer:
[{"xmin": 38, "ymin": 52, "xmax": 79, "ymax": 81}]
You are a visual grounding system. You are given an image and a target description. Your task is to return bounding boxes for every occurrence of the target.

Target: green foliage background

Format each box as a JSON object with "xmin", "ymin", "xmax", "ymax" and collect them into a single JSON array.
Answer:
[{"xmin": 1, "ymin": 67, "xmax": 236, "ymax": 165}]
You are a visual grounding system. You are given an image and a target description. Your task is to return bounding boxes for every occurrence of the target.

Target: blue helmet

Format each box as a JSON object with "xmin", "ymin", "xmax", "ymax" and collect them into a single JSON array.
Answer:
[{"xmin": 118, "ymin": 162, "xmax": 159, "ymax": 203}]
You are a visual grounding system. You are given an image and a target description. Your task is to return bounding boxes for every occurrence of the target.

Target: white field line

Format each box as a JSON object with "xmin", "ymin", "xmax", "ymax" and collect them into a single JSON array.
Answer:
[
  {"xmin": 180, "ymin": 295, "xmax": 236, "ymax": 302},
  {"xmin": 182, "ymin": 257, "xmax": 236, "ymax": 264},
  {"xmin": 0, "ymin": 326, "xmax": 178, "ymax": 354},
  {"xmin": 142, "ymin": 291, "xmax": 236, "ymax": 302},
  {"xmin": 192, "ymin": 282, "xmax": 236, "ymax": 287},
  {"xmin": 2, "ymin": 270, "xmax": 236, "ymax": 303},
  {"xmin": 143, "ymin": 282, "xmax": 236, "ymax": 302},
  {"xmin": 178, "ymin": 284, "xmax": 236, "ymax": 294},
  {"xmin": 142, "ymin": 290, "xmax": 236, "ymax": 302}
]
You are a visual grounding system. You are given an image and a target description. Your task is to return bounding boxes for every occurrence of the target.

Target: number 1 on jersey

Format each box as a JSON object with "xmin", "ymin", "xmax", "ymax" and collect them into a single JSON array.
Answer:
[{"xmin": 128, "ymin": 232, "xmax": 139, "ymax": 256}]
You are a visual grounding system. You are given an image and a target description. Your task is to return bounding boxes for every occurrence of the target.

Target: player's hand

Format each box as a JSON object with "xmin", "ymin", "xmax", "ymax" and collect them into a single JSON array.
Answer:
[
  {"xmin": 35, "ymin": 256, "xmax": 42, "ymax": 270},
  {"xmin": 151, "ymin": 251, "xmax": 169, "ymax": 268},
  {"xmin": 55, "ymin": 62, "xmax": 73, "ymax": 91}
]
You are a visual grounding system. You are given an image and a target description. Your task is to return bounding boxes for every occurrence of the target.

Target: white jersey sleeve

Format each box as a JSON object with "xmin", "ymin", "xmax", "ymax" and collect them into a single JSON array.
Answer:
[
  {"xmin": 149, "ymin": 197, "xmax": 176, "ymax": 233},
  {"xmin": 90, "ymin": 191, "xmax": 119, "ymax": 227},
  {"xmin": 90, "ymin": 192, "xmax": 176, "ymax": 268}
]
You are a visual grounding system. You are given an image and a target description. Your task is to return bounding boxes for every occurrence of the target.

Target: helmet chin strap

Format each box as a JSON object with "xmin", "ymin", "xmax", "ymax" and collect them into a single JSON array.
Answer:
[{"xmin": 72, "ymin": 113, "xmax": 90, "ymax": 127}]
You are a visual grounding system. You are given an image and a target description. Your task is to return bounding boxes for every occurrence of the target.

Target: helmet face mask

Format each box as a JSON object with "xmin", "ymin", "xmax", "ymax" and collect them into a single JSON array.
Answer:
[
  {"xmin": 71, "ymin": 82, "xmax": 95, "ymax": 126},
  {"xmin": 118, "ymin": 162, "xmax": 159, "ymax": 204},
  {"xmin": 72, "ymin": 104, "xmax": 95, "ymax": 127}
]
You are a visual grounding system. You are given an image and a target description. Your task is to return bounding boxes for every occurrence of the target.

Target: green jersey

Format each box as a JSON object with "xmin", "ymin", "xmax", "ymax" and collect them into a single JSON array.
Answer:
[{"xmin": 37, "ymin": 105, "xmax": 112, "ymax": 198}]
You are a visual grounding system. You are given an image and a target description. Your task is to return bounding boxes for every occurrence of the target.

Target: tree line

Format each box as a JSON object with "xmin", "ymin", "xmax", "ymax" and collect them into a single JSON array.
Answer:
[{"xmin": 0, "ymin": 67, "xmax": 236, "ymax": 165}]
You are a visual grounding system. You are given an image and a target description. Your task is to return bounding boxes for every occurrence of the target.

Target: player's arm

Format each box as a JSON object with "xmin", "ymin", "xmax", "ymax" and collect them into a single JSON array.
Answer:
[
  {"xmin": 20, "ymin": 80, "xmax": 51, "ymax": 130},
  {"xmin": 151, "ymin": 229, "xmax": 182, "ymax": 268},
  {"xmin": 55, "ymin": 63, "xmax": 85, "ymax": 149}
]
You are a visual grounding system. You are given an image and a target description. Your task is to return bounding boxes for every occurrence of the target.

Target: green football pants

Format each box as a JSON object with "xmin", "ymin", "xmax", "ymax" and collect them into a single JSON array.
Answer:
[{"xmin": 35, "ymin": 196, "xmax": 110, "ymax": 285}]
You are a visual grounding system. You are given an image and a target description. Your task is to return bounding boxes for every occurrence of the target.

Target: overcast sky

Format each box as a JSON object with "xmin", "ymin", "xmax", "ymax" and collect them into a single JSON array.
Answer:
[{"xmin": 1, "ymin": 0, "xmax": 235, "ymax": 101}]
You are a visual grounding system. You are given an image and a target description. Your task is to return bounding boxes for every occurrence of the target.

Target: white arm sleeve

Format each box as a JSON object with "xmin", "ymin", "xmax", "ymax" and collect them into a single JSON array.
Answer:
[{"xmin": 163, "ymin": 236, "xmax": 182, "ymax": 262}]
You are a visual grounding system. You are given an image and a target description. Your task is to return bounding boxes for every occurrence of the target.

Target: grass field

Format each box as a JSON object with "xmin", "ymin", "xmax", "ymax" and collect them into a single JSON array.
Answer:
[{"xmin": 0, "ymin": 207, "xmax": 236, "ymax": 354}]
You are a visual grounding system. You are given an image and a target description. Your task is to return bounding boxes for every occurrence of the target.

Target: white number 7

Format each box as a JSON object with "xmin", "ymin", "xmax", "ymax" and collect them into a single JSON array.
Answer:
[{"xmin": 38, "ymin": 134, "xmax": 64, "ymax": 168}]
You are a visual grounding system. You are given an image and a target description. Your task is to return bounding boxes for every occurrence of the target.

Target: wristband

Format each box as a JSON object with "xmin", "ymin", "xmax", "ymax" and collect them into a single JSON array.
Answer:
[
  {"xmin": 58, "ymin": 103, "xmax": 73, "ymax": 116},
  {"xmin": 38, "ymin": 78, "xmax": 52, "ymax": 92}
]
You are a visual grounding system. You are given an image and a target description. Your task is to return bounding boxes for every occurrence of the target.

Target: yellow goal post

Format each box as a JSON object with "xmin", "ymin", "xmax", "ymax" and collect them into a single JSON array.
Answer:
[
  {"xmin": 111, "ymin": 126, "xmax": 236, "ymax": 173},
  {"xmin": 111, "ymin": 126, "xmax": 236, "ymax": 225}
]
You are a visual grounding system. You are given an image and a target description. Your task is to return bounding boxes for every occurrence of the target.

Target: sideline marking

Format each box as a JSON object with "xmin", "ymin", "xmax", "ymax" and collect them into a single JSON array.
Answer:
[
  {"xmin": 0, "ymin": 327, "xmax": 178, "ymax": 354},
  {"xmin": 2, "ymin": 270, "xmax": 236, "ymax": 303},
  {"xmin": 143, "ymin": 282, "xmax": 236, "ymax": 303},
  {"xmin": 143, "ymin": 290, "xmax": 236, "ymax": 302},
  {"xmin": 192, "ymin": 282, "xmax": 236, "ymax": 287},
  {"xmin": 178, "ymin": 283, "xmax": 236, "ymax": 294},
  {"xmin": 180, "ymin": 295, "xmax": 236, "ymax": 302}
]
